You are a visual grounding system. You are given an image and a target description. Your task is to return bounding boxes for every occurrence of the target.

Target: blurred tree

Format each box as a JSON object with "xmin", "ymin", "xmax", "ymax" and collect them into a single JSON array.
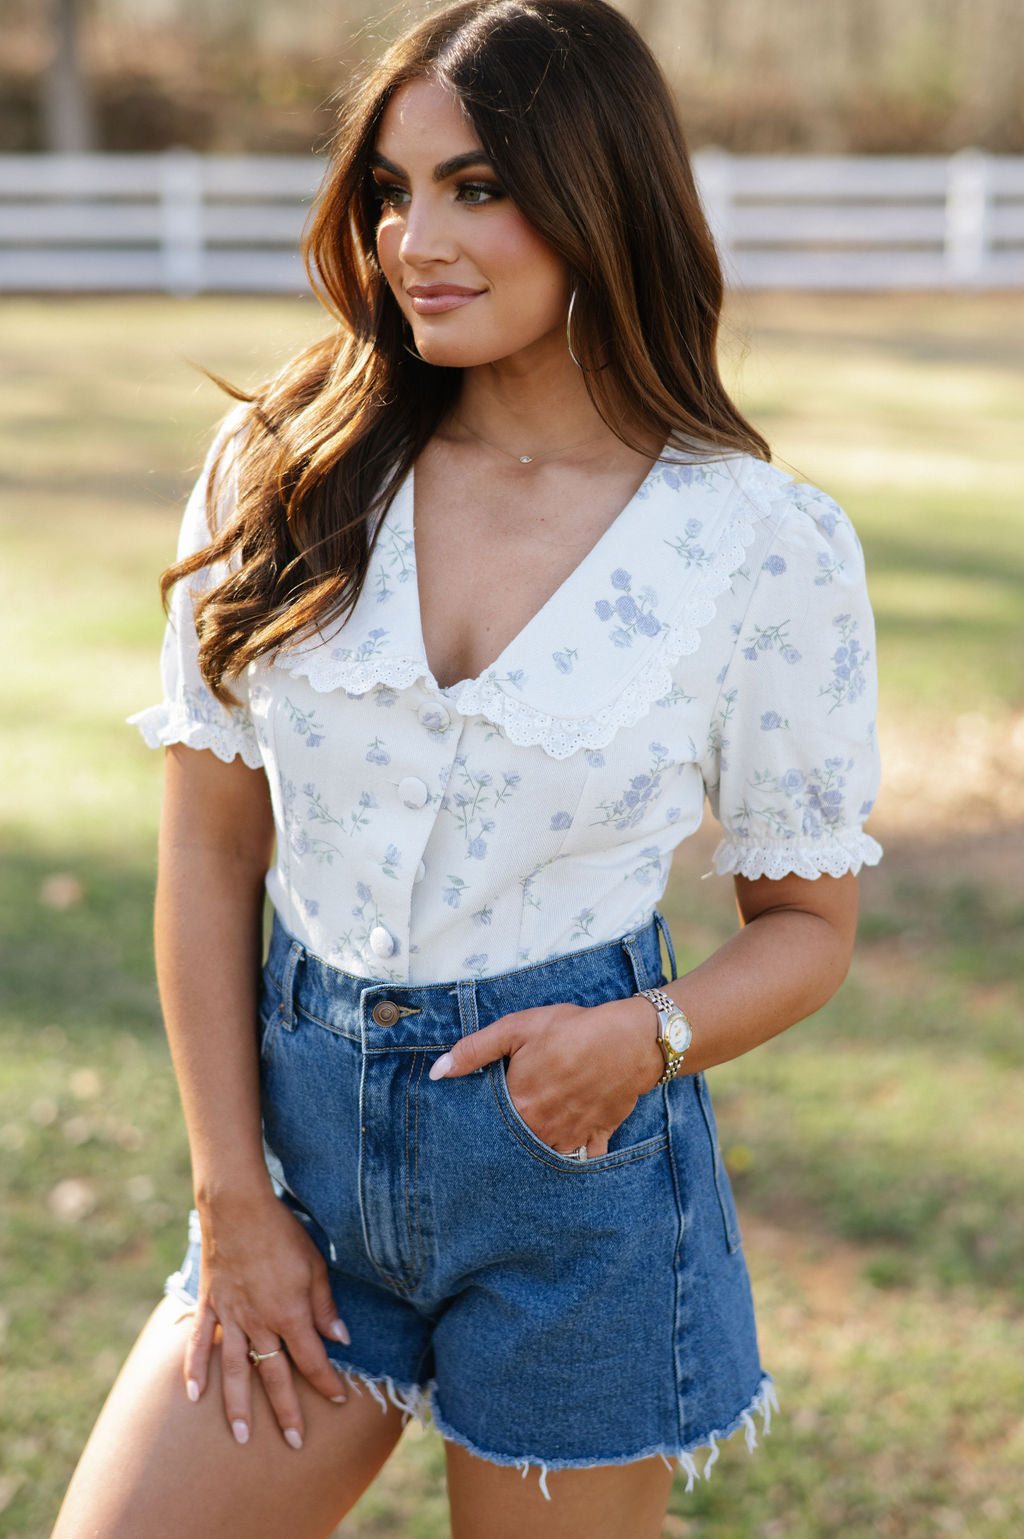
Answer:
[{"xmin": 42, "ymin": 0, "xmax": 96, "ymax": 152}]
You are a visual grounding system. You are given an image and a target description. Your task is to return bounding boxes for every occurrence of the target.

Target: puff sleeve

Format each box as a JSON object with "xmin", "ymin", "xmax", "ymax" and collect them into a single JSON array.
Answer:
[
  {"xmin": 127, "ymin": 413, "xmax": 263, "ymax": 769},
  {"xmin": 700, "ymin": 483, "xmax": 883, "ymax": 881}
]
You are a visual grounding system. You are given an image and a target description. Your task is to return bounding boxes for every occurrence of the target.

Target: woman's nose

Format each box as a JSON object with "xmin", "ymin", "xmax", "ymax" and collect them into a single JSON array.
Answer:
[{"xmin": 398, "ymin": 194, "xmax": 457, "ymax": 267}]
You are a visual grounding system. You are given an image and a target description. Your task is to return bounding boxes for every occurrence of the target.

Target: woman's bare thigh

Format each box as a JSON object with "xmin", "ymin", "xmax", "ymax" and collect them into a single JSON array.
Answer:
[
  {"xmin": 51, "ymin": 1295, "xmax": 406, "ymax": 1539},
  {"xmin": 445, "ymin": 1439, "xmax": 675, "ymax": 1539}
]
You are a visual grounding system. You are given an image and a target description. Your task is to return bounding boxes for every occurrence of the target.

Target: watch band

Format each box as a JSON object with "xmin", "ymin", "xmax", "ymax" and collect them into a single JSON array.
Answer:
[{"xmin": 635, "ymin": 987, "xmax": 692, "ymax": 1086}]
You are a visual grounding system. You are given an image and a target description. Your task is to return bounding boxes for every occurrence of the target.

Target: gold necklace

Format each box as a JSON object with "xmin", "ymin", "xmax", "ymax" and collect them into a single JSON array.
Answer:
[{"xmin": 452, "ymin": 414, "xmax": 607, "ymax": 466}]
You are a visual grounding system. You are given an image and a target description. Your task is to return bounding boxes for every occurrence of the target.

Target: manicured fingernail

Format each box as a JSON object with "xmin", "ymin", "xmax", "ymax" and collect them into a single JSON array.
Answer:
[
  {"xmin": 186, "ymin": 1378, "xmax": 200, "ymax": 1403},
  {"xmin": 329, "ymin": 1318, "xmax": 351, "ymax": 1345},
  {"xmin": 331, "ymin": 1394, "xmax": 347, "ymax": 1404},
  {"xmin": 429, "ymin": 1052, "xmax": 453, "ymax": 1081},
  {"xmin": 284, "ymin": 1428, "xmax": 303, "ymax": 1451},
  {"xmin": 232, "ymin": 1420, "xmax": 249, "ymax": 1445}
]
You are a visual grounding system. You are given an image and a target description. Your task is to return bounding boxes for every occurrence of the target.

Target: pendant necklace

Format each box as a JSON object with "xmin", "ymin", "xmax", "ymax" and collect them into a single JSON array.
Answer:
[{"xmin": 452, "ymin": 414, "xmax": 607, "ymax": 466}]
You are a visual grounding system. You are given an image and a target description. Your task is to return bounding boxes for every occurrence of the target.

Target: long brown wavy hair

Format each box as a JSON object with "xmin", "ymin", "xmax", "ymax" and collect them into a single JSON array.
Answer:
[{"xmin": 167, "ymin": 0, "xmax": 770, "ymax": 702}]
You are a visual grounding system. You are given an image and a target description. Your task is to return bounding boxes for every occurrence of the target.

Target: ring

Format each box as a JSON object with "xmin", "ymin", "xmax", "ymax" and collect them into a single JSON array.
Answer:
[
  {"xmin": 567, "ymin": 1144, "xmax": 589, "ymax": 1162},
  {"xmin": 247, "ymin": 1346, "xmax": 282, "ymax": 1366}
]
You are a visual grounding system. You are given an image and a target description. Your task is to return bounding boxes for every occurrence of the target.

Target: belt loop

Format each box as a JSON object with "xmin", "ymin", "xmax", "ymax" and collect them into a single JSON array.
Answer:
[
  {"xmin": 620, "ymin": 931, "xmax": 650, "ymax": 993},
  {"xmin": 456, "ymin": 979, "xmax": 484, "ymax": 1073},
  {"xmin": 278, "ymin": 939, "xmax": 304, "ymax": 1032},
  {"xmin": 654, "ymin": 910, "xmax": 678, "ymax": 982}
]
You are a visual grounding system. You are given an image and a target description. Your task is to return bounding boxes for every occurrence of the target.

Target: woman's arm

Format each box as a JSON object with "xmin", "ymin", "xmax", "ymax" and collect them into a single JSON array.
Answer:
[
  {"xmin": 157, "ymin": 745, "xmax": 350, "ymax": 1446},
  {"xmin": 428, "ymin": 871, "xmax": 858, "ymax": 1156}
]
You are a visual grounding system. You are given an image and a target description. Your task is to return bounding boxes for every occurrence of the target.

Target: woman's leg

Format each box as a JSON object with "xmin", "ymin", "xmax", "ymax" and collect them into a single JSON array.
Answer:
[
  {"xmin": 52, "ymin": 1295, "xmax": 406, "ymax": 1539},
  {"xmin": 445, "ymin": 1440, "xmax": 675, "ymax": 1539}
]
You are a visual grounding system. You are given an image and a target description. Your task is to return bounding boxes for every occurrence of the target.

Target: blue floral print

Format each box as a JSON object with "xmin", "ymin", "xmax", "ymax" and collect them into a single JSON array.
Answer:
[
  {"xmin": 594, "ymin": 569, "xmax": 662, "ymax": 647},
  {"xmin": 570, "ymin": 908, "xmax": 596, "ymax": 943},
  {"xmin": 379, "ymin": 844, "xmax": 402, "ymax": 880},
  {"xmin": 443, "ymin": 875, "xmax": 468, "ymax": 909},
  {"xmin": 814, "ymin": 548, "xmax": 846, "ymax": 586},
  {"xmin": 331, "ymin": 627, "xmax": 389, "ymax": 662},
  {"xmin": 732, "ymin": 757, "xmax": 853, "ymax": 841},
  {"xmin": 134, "ymin": 436, "xmax": 881, "ymax": 982},
  {"xmin": 820, "ymin": 615, "xmax": 870, "ymax": 711},
  {"xmin": 741, "ymin": 621, "xmax": 801, "ymax": 666},
  {"xmin": 441, "ymin": 758, "xmax": 522, "ymax": 861},
  {"xmin": 284, "ymin": 698, "xmax": 325, "ymax": 748},
  {"xmin": 592, "ymin": 743, "xmax": 672, "ymax": 830},
  {"xmin": 664, "ymin": 517, "xmax": 710, "ymax": 568},
  {"xmin": 303, "ymin": 784, "xmax": 378, "ymax": 849},
  {"xmin": 374, "ymin": 524, "xmax": 416, "ymax": 604}
]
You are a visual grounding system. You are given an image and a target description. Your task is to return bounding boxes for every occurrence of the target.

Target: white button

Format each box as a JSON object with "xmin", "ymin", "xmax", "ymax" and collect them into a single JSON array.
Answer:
[
  {"xmin": 369, "ymin": 925, "xmax": 396, "ymax": 959},
  {"xmin": 398, "ymin": 776, "xmax": 429, "ymax": 809},
  {"xmin": 414, "ymin": 860, "xmax": 426, "ymax": 884},
  {"xmin": 419, "ymin": 703, "xmax": 451, "ymax": 732}
]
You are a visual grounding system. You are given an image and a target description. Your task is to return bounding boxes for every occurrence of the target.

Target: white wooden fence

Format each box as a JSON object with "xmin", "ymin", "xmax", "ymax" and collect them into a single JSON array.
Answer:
[{"xmin": 1, "ymin": 149, "xmax": 1022, "ymax": 294}]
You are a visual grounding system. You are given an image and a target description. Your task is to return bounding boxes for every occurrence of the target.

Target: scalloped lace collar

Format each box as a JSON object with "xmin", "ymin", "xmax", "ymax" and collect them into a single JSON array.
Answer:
[{"xmin": 274, "ymin": 449, "xmax": 781, "ymax": 758}]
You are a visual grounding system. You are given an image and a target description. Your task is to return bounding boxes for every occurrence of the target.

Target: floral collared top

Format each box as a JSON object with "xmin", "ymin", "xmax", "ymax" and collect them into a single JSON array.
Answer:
[{"xmin": 130, "ymin": 422, "xmax": 882, "ymax": 984}]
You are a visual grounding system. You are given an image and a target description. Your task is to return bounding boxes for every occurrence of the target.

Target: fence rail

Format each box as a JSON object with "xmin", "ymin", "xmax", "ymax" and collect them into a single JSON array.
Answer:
[{"xmin": 1, "ymin": 150, "xmax": 1022, "ymax": 294}]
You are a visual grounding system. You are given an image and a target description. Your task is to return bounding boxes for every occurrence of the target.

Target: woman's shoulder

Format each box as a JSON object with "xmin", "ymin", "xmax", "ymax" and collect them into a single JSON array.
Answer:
[{"xmin": 724, "ymin": 452, "xmax": 857, "ymax": 541}]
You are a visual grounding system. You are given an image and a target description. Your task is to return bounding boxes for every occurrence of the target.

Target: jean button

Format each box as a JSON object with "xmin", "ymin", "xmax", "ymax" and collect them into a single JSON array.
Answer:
[{"xmin": 371, "ymin": 999, "xmax": 400, "ymax": 1027}]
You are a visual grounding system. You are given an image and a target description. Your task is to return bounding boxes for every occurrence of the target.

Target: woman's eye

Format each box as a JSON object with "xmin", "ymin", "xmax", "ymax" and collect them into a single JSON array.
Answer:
[
  {"xmin": 372, "ymin": 182, "xmax": 408, "ymax": 209},
  {"xmin": 457, "ymin": 182, "xmax": 504, "ymax": 205}
]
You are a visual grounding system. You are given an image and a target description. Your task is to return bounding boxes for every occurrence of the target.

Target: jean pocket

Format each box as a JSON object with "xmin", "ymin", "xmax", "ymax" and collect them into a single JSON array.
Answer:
[
  {"xmin": 491, "ymin": 1057, "xmax": 667, "ymax": 1172},
  {"xmin": 694, "ymin": 1073, "xmax": 743, "ymax": 1253}
]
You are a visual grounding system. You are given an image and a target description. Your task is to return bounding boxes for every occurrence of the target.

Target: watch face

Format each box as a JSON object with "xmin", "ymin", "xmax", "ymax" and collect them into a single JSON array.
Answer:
[{"xmin": 666, "ymin": 1016, "xmax": 691, "ymax": 1053}]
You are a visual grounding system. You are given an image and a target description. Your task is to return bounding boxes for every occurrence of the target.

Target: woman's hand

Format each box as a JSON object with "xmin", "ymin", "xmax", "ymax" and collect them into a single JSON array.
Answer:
[
  {"xmin": 428, "ymin": 995, "xmax": 663, "ymax": 1156},
  {"xmin": 185, "ymin": 1187, "xmax": 352, "ymax": 1449}
]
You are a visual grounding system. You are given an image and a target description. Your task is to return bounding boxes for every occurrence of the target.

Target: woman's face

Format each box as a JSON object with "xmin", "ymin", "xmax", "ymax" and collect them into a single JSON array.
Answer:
[{"xmin": 371, "ymin": 76, "xmax": 571, "ymax": 370}]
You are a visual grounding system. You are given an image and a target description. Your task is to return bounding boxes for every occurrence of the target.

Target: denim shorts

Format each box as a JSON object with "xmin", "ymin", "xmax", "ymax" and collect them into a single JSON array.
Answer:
[{"xmin": 167, "ymin": 910, "xmax": 775, "ymax": 1496}]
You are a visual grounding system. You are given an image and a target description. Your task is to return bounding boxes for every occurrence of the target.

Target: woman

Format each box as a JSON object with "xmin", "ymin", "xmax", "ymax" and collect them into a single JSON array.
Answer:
[{"xmin": 53, "ymin": 2, "xmax": 881, "ymax": 1536}]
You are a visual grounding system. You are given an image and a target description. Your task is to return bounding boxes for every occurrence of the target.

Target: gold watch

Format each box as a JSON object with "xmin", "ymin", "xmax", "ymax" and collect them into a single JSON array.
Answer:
[{"xmin": 636, "ymin": 987, "xmax": 692, "ymax": 1086}]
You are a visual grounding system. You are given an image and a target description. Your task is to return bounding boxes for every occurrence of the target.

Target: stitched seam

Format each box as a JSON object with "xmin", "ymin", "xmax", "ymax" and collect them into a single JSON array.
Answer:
[
  {"xmin": 489, "ymin": 1066, "xmax": 667, "ymax": 1172},
  {"xmin": 401, "ymin": 1052, "xmax": 425, "ymax": 1289}
]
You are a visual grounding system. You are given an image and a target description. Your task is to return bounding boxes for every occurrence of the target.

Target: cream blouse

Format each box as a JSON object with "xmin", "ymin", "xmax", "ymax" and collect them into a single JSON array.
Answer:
[{"xmin": 130, "ymin": 421, "xmax": 882, "ymax": 984}]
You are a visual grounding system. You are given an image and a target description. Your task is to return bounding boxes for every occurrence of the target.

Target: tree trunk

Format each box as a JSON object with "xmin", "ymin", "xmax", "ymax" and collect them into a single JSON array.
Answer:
[{"xmin": 42, "ymin": 0, "xmax": 96, "ymax": 153}]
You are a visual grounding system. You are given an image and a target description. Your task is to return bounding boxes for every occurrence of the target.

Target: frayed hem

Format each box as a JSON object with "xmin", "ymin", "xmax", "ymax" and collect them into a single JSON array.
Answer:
[
  {"xmin": 429, "ymin": 1375, "xmax": 778, "ymax": 1501},
  {"xmin": 328, "ymin": 1360, "xmax": 431, "ymax": 1427}
]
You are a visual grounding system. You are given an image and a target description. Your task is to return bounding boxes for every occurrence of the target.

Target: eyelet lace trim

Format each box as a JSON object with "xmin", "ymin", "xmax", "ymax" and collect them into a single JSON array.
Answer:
[
  {"xmin": 128, "ymin": 702, "xmax": 264, "ymax": 770},
  {"xmin": 445, "ymin": 509, "xmax": 755, "ymax": 759},
  {"xmin": 713, "ymin": 830, "xmax": 884, "ymax": 881},
  {"xmin": 278, "ymin": 643, "xmax": 429, "ymax": 701},
  {"xmin": 276, "ymin": 496, "xmax": 764, "ymax": 759}
]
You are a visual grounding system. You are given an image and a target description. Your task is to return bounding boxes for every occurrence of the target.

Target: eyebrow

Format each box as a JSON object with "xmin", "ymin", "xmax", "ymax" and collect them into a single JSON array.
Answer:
[{"xmin": 369, "ymin": 150, "xmax": 495, "ymax": 182}]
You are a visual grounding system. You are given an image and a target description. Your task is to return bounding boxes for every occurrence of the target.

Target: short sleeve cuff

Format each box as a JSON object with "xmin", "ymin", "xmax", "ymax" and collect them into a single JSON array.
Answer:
[
  {"xmin": 128, "ymin": 701, "xmax": 263, "ymax": 770},
  {"xmin": 713, "ymin": 829, "xmax": 883, "ymax": 881}
]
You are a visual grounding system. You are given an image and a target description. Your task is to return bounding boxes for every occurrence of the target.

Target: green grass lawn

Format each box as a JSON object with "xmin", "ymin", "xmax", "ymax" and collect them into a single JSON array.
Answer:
[{"xmin": 1, "ymin": 293, "xmax": 1022, "ymax": 1538}]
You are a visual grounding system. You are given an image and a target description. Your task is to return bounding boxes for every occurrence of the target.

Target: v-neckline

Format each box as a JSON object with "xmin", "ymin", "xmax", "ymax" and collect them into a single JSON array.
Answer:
[{"xmin": 405, "ymin": 449, "xmax": 668, "ymax": 696}]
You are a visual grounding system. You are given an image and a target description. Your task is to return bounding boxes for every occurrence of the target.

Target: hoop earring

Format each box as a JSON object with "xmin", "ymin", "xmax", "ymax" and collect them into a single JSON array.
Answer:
[
  {"xmin": 402, "ymin": 322, "xmax": 428, "ymax": 364},
  {"xmin": 566, "ymin": 288, "xmax": 583, "ymax": 370}
]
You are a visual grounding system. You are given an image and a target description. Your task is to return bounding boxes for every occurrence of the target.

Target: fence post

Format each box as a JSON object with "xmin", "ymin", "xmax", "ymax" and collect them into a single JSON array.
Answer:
[
  {"xmin": 694, "ymin": 146, "xmax": 735, "ymax": 282},
  {"xmin": 159, "ymin": 148, "xmax": 204, "ymax": 296},
  {"xmin": 945, "ymin": 148, "xmax": 991, "ymax": 285}
]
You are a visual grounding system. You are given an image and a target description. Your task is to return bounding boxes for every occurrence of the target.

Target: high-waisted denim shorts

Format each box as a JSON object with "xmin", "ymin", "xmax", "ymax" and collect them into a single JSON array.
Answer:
[{"xmin": 167, "ymin": 910, "xmax": 775, "ymax": 1496}]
